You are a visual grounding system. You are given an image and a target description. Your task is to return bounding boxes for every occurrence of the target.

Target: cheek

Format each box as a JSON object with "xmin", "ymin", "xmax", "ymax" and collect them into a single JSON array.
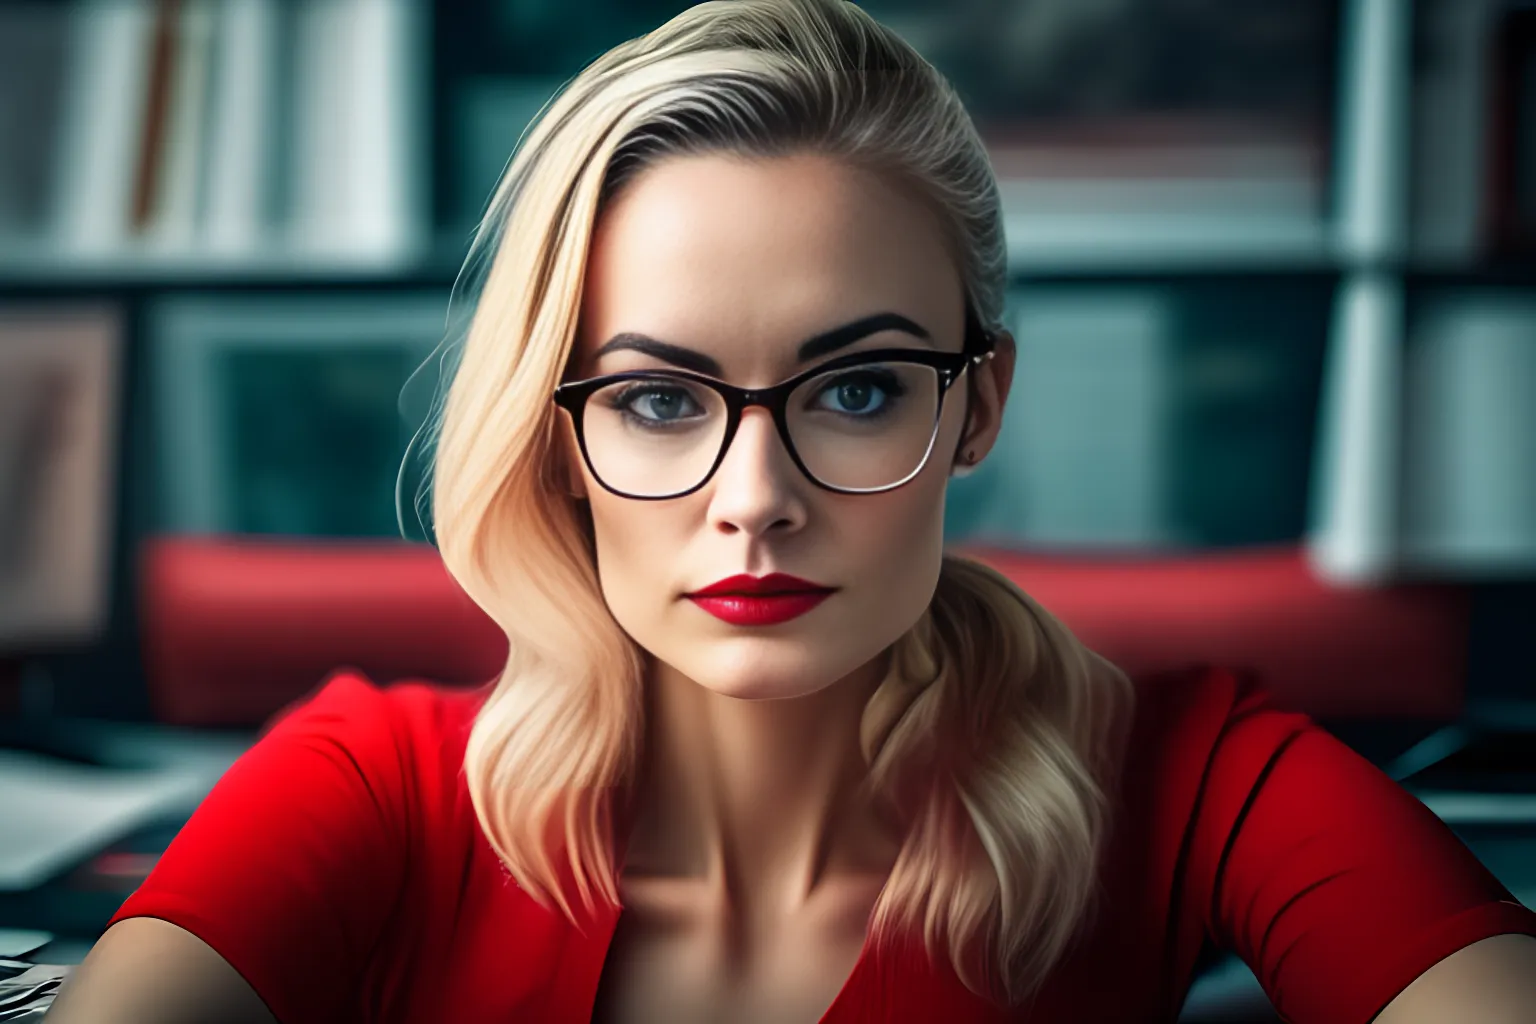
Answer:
[
  {"xmin": 584, "ymin": 496, "xmax": 664, "ymax": 622},
  {"xmin": 849, "ymin": 469, "xmax": 948, "ymax": 600},
  {"xmin": 858, "ymin": 404, "xmax": 961, "ymax": 606},
  {"xmin": 810, "ymin": 449, "xmax": 949, "ymax": 662},
  {"xmin": 577, "ymin": 494, "xmax": 638, "ymax": 626}
]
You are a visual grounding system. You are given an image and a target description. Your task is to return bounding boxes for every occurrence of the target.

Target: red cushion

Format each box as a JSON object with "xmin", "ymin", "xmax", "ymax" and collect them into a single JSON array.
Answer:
[
  {"xmin": 140, "ymin": 537, "xmax": 506, "ymax": 726},
  {"xmin": 955, "ymin": 545, "xmax": 1469, "ymax": 719},
  {"xmin": 140, "ymin": 537, "xmax": 1469, "ymax": 727}
]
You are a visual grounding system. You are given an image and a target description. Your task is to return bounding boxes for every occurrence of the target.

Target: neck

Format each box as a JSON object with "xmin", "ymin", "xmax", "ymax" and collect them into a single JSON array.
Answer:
[{"xmin": 621, "ymin": 651, "xmax": 902, "ymax": 925}]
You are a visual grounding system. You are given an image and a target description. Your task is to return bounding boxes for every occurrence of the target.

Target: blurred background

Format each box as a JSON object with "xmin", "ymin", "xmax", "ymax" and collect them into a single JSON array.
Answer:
[{"xmin": 0, "ymin": 0, "xmax": 1533, "ymax": 1019}]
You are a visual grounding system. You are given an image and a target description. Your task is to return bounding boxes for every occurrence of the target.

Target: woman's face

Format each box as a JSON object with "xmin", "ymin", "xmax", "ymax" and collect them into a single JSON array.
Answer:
[{"xmin": 561, "ymin": 151, "xmax": 1013, "ymax": 701}]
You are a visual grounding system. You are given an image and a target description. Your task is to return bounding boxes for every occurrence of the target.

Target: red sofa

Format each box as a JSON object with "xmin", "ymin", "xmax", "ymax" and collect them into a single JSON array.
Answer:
[{"xmin": 138, "ymin": 536, "xmax": 1470, "ymax": 728}]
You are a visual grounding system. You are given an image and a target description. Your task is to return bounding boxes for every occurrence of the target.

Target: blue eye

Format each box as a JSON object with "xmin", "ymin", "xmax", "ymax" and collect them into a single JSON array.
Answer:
[
  {"xmin": 630, "ymin": 387, "xmax": 691, "ymax": 420},
  {"xmin": 813, "ymin": 370, "xmax": 905, "ymax": 418},
  {"xmin": 605, "ymin": 382, "xmax": 708, "ymax": 429}
]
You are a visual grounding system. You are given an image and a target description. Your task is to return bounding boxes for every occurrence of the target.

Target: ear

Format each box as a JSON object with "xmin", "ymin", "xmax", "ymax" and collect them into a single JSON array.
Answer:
[{"xmin": 951, "ymin": 328, "xmax": 1016, "ymax": 476}]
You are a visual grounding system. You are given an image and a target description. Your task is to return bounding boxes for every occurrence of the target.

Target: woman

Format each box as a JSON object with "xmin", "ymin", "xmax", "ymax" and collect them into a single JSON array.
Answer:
[{"xmin": 51, "ymin": 1, "xmax": 1536, "ymax": 1021}]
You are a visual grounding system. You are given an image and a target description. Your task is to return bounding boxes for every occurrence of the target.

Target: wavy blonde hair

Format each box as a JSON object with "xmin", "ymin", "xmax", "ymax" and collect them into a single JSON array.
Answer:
[{"xmin": 412, "ymin": 0, "xmax": 1136, "ymax": 1006}]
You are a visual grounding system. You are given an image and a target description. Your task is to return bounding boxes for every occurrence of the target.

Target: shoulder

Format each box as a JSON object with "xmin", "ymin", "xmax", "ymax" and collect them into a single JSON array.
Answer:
[
  {"xmin": 103, "ymin": 672, "xmax": 497, "ymax": 1023},
  {"xmin": 1109, "ymin": 663, "xmax": 1308, "ymax": 857},
  {"xmin": 263, "ymin": 668, "xmax": 491, "ymax": 765},
  {"xmin": 1119, "ymin": 667, "xmax": 1536, "ymax": 1023},
  {"xmin": 1121, "ymin": 663, "xmax": 1281, "ymax": 773},
  {"xmin": 251, "ymin": 669, "xmax": 494, "ymax": 840}
]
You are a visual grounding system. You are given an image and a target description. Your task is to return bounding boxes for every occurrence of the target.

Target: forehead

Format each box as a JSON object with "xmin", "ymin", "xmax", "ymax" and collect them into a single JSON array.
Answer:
[{"xmin": 575, "ymin": 151, "xmax": 964, "ymax": 376}]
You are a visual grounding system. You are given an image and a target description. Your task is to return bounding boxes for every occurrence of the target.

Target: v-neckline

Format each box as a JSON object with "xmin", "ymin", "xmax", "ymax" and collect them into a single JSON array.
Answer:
[{"xmin": 569, "ymin": 898, "xmax": 877, "ymax": 1024}]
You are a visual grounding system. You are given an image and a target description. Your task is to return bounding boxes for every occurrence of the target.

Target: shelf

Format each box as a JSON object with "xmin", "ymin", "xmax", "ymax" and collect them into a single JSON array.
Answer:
[
  {"xmin": 10, "ymin": 225, "xmax": 1536, "ymax": 289},
  {"xmin": 0, "ymin": 238, "xmax": 468, "ymax": 290},
  {"xmin": 1003, "ymin": 209, "xmax": 1337, "ymax": 274},
  {"xmin": 26, "ymin": 217, "xmax": 1536, "ymax": 286}
]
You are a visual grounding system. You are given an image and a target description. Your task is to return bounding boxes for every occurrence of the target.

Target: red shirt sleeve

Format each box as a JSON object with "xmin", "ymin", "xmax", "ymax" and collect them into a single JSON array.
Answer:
[
  {"xmin": 1180, "ymin": 667, "xmax": 1536, "ymax": 1024},
  {"xmin": 107, "ymin": 671, "xmax": 412, "ymax": 1024}
]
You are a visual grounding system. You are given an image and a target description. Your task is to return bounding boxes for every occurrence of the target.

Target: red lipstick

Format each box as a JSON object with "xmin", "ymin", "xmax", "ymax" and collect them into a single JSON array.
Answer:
[{"xmin": 685, "ymin": 573, "xmax": 836, "ymax": 626}]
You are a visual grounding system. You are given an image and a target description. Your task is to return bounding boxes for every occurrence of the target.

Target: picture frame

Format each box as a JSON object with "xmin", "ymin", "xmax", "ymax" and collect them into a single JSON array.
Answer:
[{"xmin": 0, "ymin": 305, "xmax": 123, "ymax": 649}]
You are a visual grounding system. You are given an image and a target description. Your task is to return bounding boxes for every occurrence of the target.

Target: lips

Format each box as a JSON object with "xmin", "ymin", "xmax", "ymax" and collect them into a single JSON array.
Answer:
[
  {"xmin": 686, "ymin": 572, "xmax": 834, "ymax": 597},
  {"xmin": 685, "ymin": 573, "xmax": 836, "ymax": 626}
]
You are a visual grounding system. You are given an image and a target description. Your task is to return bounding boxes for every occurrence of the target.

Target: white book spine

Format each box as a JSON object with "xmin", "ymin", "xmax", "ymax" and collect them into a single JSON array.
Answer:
[
  {"xmin": 288, "ymin": 0, "xmax": 348, "ymax": 254},
  {"xmin": 50, "ymin": 0, "xmax": 154, "ymax": 255},
  {"xmin": 289, "ymin": 0, "xmax": 422, "ymax": 260},
  {"xmin": 345, "ymin": 0, "xmax": 423, "ymax": 258},
  {"xmin": 204, "ymin": 0, "xmax": 276, "ymax": 254}
]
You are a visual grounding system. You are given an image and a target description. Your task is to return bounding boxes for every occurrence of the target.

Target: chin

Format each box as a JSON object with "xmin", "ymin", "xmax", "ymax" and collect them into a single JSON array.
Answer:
[
  {"xmin": 700, "ymin": 674, "xmax": 833, "ymax": 702},
  {"xmin": 682, "ymin": 641, "xmax": 872, "ymax": 702}
]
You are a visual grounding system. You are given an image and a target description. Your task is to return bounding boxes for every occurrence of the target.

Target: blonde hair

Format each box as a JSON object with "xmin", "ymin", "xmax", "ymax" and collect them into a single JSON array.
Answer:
[{"xmin": 410, "ymin": 0, "xmax": 1135, "ymax": 1006}]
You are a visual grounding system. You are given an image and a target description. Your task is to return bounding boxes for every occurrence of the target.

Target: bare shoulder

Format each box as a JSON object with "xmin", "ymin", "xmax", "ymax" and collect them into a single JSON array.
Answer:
[
  {"xmin": 1373, "ymin": 933, "xmax": 1536, "ymax": 1023},
  {"xmin": 46, "ymin": 916, "xmax": 277, "ymax": 1024}
]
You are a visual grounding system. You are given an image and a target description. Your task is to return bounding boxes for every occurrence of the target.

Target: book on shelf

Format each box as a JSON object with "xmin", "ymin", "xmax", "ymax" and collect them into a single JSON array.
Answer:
[
  {"xmin": 50, "ymin": 0, "xmax": 155, "ymax": 255},
  {"xmin": 204, "ymin": 0, "xmax": 278, "ymax": 254},
  {"xmin": 0, "ymin": 0, "xmax": 426, "ymax": 272},
  {"xmin": 288, "ymin": 0, "xmax": 424, "ymax": 259},
  {"xmin": 133, "ymin": 0, "xmax": 217, "ymax": 249}
]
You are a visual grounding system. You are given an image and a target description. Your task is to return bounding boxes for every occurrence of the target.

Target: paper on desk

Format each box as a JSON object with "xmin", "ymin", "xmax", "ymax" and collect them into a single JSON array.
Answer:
[
  {"xmin": 0, "ymin": 750, "xmax": 215, "ymax": 891},
  {"xmin": 0, "ymin": 933, "xmax": 49, "ymax": 959}
]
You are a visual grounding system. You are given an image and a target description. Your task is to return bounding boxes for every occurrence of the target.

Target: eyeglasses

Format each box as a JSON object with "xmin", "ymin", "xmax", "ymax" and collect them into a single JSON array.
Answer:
[{"xmin": 552, "ymin": 312, "xmax": 996, "ymax": 500}]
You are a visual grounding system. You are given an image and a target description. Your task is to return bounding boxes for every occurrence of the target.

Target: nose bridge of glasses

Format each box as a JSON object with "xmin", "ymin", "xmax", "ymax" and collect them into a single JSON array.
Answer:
[
  {"xmin": 732, "ymin": 369, "xmax": 801, "ymax": 408},
  {"xmin": 709, "ymin": 371, "xmax": 799, "ymax": 453}
]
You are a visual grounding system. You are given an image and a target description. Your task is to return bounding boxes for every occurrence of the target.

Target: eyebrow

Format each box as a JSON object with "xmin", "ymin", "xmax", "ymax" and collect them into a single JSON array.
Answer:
[{"xmin": 591, "ymin": 312, "xmax": 933, "ymax": 378}]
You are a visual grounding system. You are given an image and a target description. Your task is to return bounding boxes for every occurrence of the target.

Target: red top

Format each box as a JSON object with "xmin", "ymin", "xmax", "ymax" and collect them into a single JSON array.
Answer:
[{"xmin": 109, "ymin": 665, "xmax": 1536, "ymax": 1023}]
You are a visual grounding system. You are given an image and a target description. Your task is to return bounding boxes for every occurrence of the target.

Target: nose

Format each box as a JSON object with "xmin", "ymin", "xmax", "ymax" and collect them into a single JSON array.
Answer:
[{"xmin": 704, "ymin": 406, "xmax": 807, "ymax": 537}]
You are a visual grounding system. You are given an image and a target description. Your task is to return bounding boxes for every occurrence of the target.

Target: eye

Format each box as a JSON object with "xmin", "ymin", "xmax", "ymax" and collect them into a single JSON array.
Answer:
[
  {"xmin": 610, "ymin": 382, "xmax": 707, "ymax": 425},
  {"xmin": 812, "ymin": 369, "xmax": 905, "ymax": 417}
]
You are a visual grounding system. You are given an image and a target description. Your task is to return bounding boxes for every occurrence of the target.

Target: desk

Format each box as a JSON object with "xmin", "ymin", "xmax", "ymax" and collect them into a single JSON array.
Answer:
[{"xmin": 0, "ymin": 718, "xmax": 252, "ymax": 947}]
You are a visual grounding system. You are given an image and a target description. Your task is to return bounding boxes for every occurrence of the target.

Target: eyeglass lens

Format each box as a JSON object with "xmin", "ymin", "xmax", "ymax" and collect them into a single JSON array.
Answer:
[{"xmin": 580, "ymin": 360, "xmax": 944, "ymax": 496}]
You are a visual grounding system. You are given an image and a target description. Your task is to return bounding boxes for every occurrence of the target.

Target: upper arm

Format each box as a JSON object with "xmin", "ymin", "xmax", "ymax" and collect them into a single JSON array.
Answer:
[
  {"xmin": 1372, "ymin": 933, "xmax": 1536, "ymax": 1023},
  {"xmin": 1181, "ymin": 673, "xmax": 1536, "ymax": 1024},
  {"xmin": 46, "ymin": 917, "xmax": 278, "ymax": 1024},
  {"xmin": 89, "ymin": 674, "xmax": 414, "ymax": 1024}
]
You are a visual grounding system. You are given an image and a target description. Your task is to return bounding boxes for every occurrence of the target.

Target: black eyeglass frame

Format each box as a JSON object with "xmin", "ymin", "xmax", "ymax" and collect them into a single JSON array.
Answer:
[{"xmin": 552, "ymin": 310, "xmax": 998, "ymax": 500}]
